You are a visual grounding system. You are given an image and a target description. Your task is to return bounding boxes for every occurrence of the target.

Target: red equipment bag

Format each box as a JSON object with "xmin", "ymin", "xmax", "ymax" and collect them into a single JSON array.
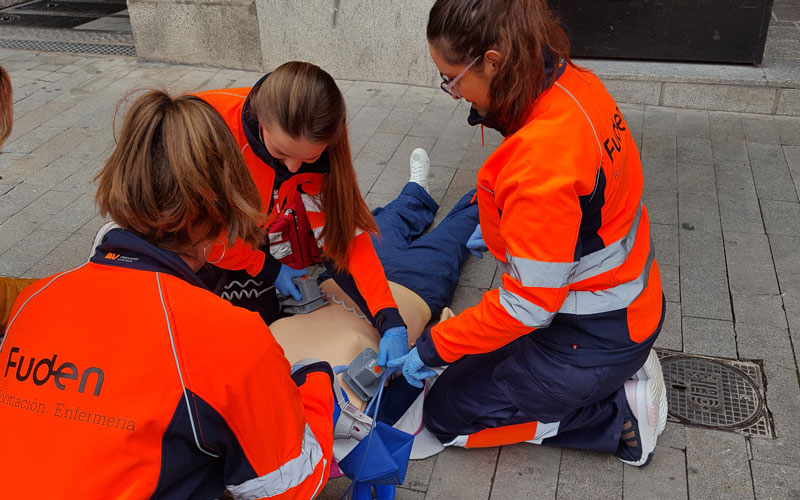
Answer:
[{"xmin": 267, "ymin": 191, "xmax": 323, "ymax": 270}]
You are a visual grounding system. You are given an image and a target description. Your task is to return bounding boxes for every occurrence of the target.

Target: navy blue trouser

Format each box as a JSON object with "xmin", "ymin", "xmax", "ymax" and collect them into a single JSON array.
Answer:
[
  {"xmin": 423, "ymin": 325, "xmax": 651, "ymax": 452},
  {"xmin": 370, "ymin": 183, "xmax": 478, "ymax": 318}
]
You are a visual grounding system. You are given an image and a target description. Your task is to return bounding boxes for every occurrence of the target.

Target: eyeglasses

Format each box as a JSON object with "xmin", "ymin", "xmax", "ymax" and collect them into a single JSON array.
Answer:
[{"xmin": 440, "ymin": 56, "xmax": 481, "ymax": 99}]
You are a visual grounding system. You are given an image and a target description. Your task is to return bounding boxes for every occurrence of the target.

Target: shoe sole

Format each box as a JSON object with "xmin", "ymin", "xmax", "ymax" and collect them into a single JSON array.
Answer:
[{"xmin": 620, "ymin": 376, "xmax": 668, "ymax": 467}]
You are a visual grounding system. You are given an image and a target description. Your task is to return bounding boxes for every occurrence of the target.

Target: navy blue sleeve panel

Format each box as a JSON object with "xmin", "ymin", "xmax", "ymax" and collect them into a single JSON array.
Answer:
[
  {"xmin": 151, "ymin": 393, "xmax": 255, "ymax": 500},
  {"xmin": 320, "ymin": 259, "xmax": 404, "ymax": 336},
  {"xmin": 290, "ymin": 361, "xmax": 335, "ymax": 388},
  {"xmin": 255, "ymin": 252, "xmax": 282, "ymax": 286},
  {"xmin": 415, "ymin": 327, "xmax": 448, "ymax": 368}
]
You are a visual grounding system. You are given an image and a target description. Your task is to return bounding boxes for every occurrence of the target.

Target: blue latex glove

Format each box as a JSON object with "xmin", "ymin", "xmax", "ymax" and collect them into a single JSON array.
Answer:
[
  {"xmin": 466, "ymin": 224, "xmax": 488, "ymax": 258},
  {"xmin": 377, "ymin": 326, "xmax": 409, "ymax": 367},
  {"xmin": 275, "ymin": 264, "xmax": 306, "ymax": 301},
  {"xmin": 386, "ymin": 347, "xmax": 436, "ymax": 388}
]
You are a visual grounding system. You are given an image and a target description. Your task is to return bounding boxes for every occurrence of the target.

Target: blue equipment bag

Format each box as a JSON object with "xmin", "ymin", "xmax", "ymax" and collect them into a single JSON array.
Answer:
[{"xmin": 337, "ymin": 371, "xmax": 414, "ymax": 486}]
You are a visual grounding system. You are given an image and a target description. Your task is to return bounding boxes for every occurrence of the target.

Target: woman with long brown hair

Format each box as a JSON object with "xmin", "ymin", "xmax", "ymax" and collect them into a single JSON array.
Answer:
[
  {"xmin": 389, "ymin": 0, "xmax": 669, "ymax": 467},
  {"xmin": 0, "ymin": 90, "xmax": 337, "ymax": 499},
  {"xmin": 197, "ymin": 61, "xmax": 411, "ymax": 368}
]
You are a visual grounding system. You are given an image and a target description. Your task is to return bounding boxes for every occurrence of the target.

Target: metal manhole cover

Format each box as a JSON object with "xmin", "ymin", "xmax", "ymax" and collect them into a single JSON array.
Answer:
[{"xmin": 655, "ymin": 349, "xmax": 774, "ymax": 438}]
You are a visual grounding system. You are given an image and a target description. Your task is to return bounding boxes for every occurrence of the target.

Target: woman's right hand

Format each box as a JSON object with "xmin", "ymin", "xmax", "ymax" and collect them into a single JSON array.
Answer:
[{"xmin": 275, "ymin": 264, "xmax": 306, "ymax": 301}]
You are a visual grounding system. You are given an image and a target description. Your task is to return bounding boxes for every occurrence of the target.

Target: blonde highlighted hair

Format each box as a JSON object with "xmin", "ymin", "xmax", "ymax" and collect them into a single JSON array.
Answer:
[
  {"xmin": 96, "ymin": 90, "xmax": 264, "ymax": 256},
  {"xmin": 251, "ymin": 61, "xmax": 377, "ymax": 271}
]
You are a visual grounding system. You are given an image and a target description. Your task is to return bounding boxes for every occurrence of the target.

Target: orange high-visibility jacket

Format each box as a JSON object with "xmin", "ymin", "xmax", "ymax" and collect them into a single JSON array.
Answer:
[
  {"xmin": 196, "ymin": 82, "xmax": 402, "ymax": 330},
  {"xmin": 417, "ymin": 64, "xmax": 664, "ymax": 367},
  {"xmin": 0, "ymin": 229, "xmax": 335, "ymax": 499}
]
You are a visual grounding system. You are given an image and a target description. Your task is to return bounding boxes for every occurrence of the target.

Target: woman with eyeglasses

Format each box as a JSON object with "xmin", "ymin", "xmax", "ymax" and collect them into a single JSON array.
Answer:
[
  {"xmin": 387, "ymin": 0, "xmax": 668, "ymax": 467},
  {"xmin": 196, "ymin": 61, "xmax": 413, "ymax": 368}
]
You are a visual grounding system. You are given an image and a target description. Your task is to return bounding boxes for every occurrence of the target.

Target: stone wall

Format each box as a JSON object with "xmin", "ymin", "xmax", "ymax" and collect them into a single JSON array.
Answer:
[
  {"xmin": 127, "ymin": 0, "xmax": 440, "ymax": 86},
  {"xmin": 128, "ymin": 0, "xmax": 264, "ymax": 71}
]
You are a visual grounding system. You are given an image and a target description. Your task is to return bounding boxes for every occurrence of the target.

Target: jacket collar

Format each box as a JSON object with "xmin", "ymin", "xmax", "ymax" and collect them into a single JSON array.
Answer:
[
  {"xmin": 241, "ymin": 73, "xmax": 331, "ymax": 187},
  {"xmin": 90, "ymin": 228, "xmax": 208, "ymax": 289},
  {"xmin": 467, "ymin": 51, "xmax": 567, "ymax": 137}
]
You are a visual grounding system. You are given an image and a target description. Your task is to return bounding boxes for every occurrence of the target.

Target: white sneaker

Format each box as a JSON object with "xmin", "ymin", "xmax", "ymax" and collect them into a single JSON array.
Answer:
[
  {"xmin": 618, "ymin": 371, "xmax": 668, "ymax": 466},
  {"xmin": 409, "ymin": 148, "xmax": 430, "ymax": 193}
]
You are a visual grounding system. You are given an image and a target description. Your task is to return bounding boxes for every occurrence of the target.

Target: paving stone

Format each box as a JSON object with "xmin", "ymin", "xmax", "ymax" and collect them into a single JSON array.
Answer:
[
  {"xmin": 557, "ymin": 450, "xmax": 622, "ymax": 500},
  {"xmin": 655, "ymin": 302, "xmax": 682, "ymax": 351},
  {"xmin": 676, "ymin": 108, "xmax": 710, "ymax": 138},
  {"xmin": 718, "ymin": 193, "xmax": 765, "ymax": 235},
  {"xmin": 619, "ymin": 104, "xmax": 644, "ymax": 140},
  {"xmin": 724, "ymin": 232, "xmax": 779, "ymax": 295},
  {"xmin": 709, "ymin": 112, "xmax": 745, "ymax": 142},
  {"xmin": 432, "ymin": 168, "xmax": 478, "ymax": 228},
  {"xmin": 53, "ymin": 160, "xmax": 104, "ymax": 193},
  {"xmin": 659, "ymin": 264, "xmax": 680, "ymax": 303},
  {"xmin": 354, "ymin": 158, "xmax": 387, "ymax": 195},
  {"xmin": 686, "ymin": 428, "xmax": 754, "ymax": 500},
  {"xmin": 394, "ymin": 86, "xmax": 437, "ymax": 113},
  {"xmin": 377, "ymin": 109, "xmax": 420, "ymax": 136},
  {"xmin": 449, "ymin": 285, "xmax": 485, "ymax": 315},
  {"xmin": 458, "ymin": 253, "xmax": 497, "ymax": 290},
  {"xmin": 775, "ymin": 116, "xmax": 800, "ymax": 145},
  {"xmin": 643, "ymin": 187, "xmax": 678, "ymax": 225},
  {"xmin": 0, "ymin": 218, "xmax": 38, "ymax": 256},
  {"xmin": 677, "ymin": 162, "xmax": 715, "ymax": 193},
  {"xmin": 21, "ymin": 156, "xmax": 87, "ymax": 190},
  {"xmin": 761, "ymin": 199, "xmax": 800, "ymax": 235},
  {"xmin": 489, "ymin": 444, "xmax": 560, "ymax": 500},
  {"xmin": 623, "ymin": 446, "xmax": 687, "ymax": 500},
  {"xmin": 402, "ymin": 455, "xmax": 436, "ymax": 492},
  {"xmin": 682, "ymin": 317, "xmax": 737, "ymax": 359},
  {"xmin": 785, "ymin": 145, "xmax": 800, "ymax": 197},
  {"xmin": 0, "ymin": 228, "xmax": 72, "ymax": 277},
  {"xmin": 769, "ymin": 234, "xmax": 800, "ymax": 295},
  {"xmin": 737, "ymin": 323, "xmax": 800, "ymax": 467},
  {"xmin": 732, "ymin": 294, "xmax": 789, "ymax": 330},
  {"xmin": 677, "ymin": 136, "xmax": 713, "ymax": 164},
  {"xmin": 39, "ymin": 191, "xmax": 96, "ymax": 234},
  {"xmin": 354, "ymin": 132, "xmax": 405, "ymax": 165},
  {"xmin": 429, "ymin": 139, "xmax": 467, "ymax": 169},
  {"xmin": 20, "ymin": 230, "xmax": 93, "ymax": 279},
  {"xmin": 343, "ymin": 81, "xmax": 378, "ymax": 120},
  {"xmin": 751, "ymin": 461, "xmax": 800, "ymax": 500},
  {"xmin": 644, "ymin": 105, "xmax": 678, "ymax": 136},
  {"xmin": 2, "ymin": 125, "xmax": 61, "ymax": 155},
  {"xmin": 470, "ymin": 123, "xmax": 504, "ymax": 146},
  {"xmin": 425, "ymin": 447, "xmax": 497, "ymax": 500},
  {"xmin": 348, "ymin": 105, "xmax": 392, "ymax": 157},
  {"xmin": 5, "ymin": 100, "xmax": 74, "ymax": 144},
  {"xmin": 602, "ymin": 79, "xmax": 661, "ymax": 106},
  {"xmin": 458, "ymin": 142, "xmax": 497, "ymax": 171},
  {"xmin": 679, "ymin": 192, "xmax": 731, "ymax": 321},
  {"xmin": 167, "ymin": 68, "xmax": 218, "ymax": 93},
  {"xmin": 407, "ymin": 108, "xmax": 454, "ymax": 141},
  {"xmin": 642, "ymin": 134, "xmax": 677, "ymax": 162},
  {"xmin": 712, "ymin": 139, "xmax": 750, "ymax": 166},
  {"xmin": 0, "ymin": 154, "xmax": 52, "ymax": 184},
  {"xmin": 748, "ymin": 142, "xmax": 799, "ymax": 202},
  {"xmin": 0, "ymin": 182, "xmax": 46, "ymax": 224},
  {"xmin": 742, "ymin": 115, "xmax": 782, "ymax": 145},
  {"xmin": 659, "ymin": 422, "xmax": 687, "ymax": 451},
  {"xmin": 652, "ymin": 223, "xmax": 679, "ymax": 266},
  {"xmin": 365, "ymin": 82, "xmax": 409, "ymax": 110},
  {"xmin": 643, "ymin": 157, "xmax": 678, "ymax": 191}
]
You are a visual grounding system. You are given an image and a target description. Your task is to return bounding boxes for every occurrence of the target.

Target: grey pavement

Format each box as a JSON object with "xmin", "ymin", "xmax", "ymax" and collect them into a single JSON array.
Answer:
[{"xmin": 2, "ymin": 49, "xmax": 800, "ymax": 499}]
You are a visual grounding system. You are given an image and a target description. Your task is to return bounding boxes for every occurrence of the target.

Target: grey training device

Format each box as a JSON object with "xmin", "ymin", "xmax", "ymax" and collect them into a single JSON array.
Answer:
[
  {"xmin": 279, "ymin": 275, "xmax": 329, "ymax": 314},
  {"xmin": 341, "ymin": 348, "xmax": 384, "ymax": 402}
]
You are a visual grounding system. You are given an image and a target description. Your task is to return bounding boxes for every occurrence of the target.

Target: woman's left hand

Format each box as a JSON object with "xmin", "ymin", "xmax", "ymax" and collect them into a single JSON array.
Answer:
[{"xmin": 386, "ymin": 347, "xmax": 436, "ymax": 388}]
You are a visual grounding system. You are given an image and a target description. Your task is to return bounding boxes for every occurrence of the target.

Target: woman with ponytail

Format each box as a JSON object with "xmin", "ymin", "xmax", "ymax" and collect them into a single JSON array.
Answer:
[
  {"xmin": 196, "ymin": 62, "xmax": 409, "ymax": 367},
  {"xmin": 388, "ymin": 0, "xmax": 669, "ymax": 467}
]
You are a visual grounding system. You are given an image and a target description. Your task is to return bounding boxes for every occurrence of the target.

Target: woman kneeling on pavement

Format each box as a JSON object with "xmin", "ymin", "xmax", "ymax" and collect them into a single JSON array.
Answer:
[
  {"xmin": 387, "ymin": 0, "xmax": 669, "ymax": 467},
  {"xmin": 0, "ymin": 90, "xmax": 337, "ymax": 499}
]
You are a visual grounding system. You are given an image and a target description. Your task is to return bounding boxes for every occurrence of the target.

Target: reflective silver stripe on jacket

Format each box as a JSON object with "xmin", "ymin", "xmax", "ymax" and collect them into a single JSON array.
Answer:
[
  {"xmin": 504, "ymin": 203, "xmax": 643, "ymax": 289},
  {"xmin": 559, "ymin": 242, "xmax": 655, "ymax": 316},
  {"xmin": 571, "ymin": 203, "xmax": 643, "ymax": 283},
  {"xmin": 226, "ymin": 424, "xmax": 324, "ymax": 499},
  {"xmin": 498, "ymin": 286, "xmax": 557, "ymax": 328},
  {"xmin": 301, "ymin": 193, "xmax": 323, "ymax": 214}
]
